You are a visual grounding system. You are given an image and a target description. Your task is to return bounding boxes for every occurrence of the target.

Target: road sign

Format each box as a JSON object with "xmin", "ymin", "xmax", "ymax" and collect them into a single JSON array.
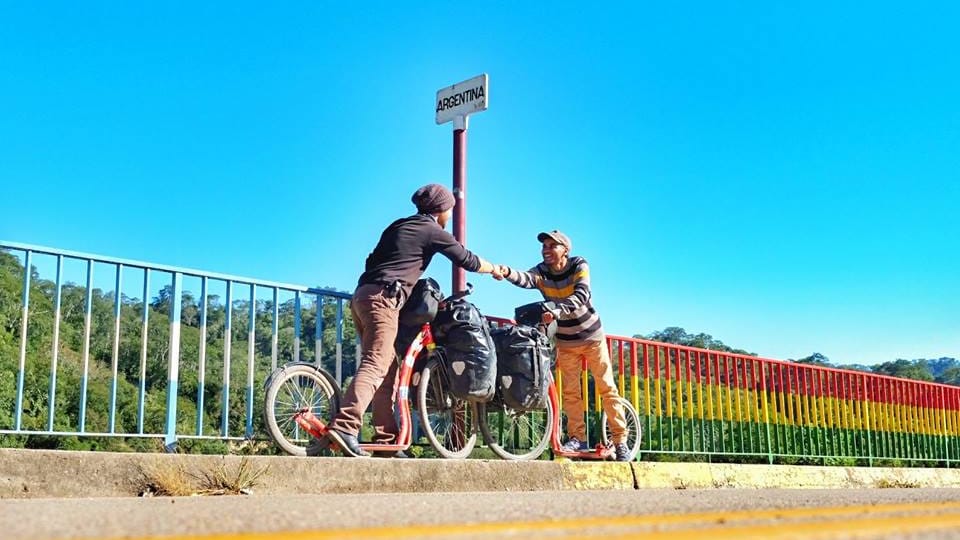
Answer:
[
  {"xmin": 435, "ymin": 74, "xmax": 489, "ymax": 293},
  {"xmin": 435, "ymin": 74, "xmax": 488, "ymax": 125}
]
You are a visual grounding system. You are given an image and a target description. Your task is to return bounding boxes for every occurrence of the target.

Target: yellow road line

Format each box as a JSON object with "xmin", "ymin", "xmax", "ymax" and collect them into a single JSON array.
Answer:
[
  {"xmin": 591, "ymin": 511, "xmax": 960, "ymax": 539},
  {"xmin": 81, "ymin": 500, "xmax": 960, "ymax": 540}
]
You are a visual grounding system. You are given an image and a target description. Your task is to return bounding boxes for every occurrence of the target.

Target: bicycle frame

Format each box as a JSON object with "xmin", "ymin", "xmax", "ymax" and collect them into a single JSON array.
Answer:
[
  {"xmin": 547, "ymin": 375, "xmax": 616, "ymax": 460},
  {"xmin": 294, "ymin": 322, "xmax": 436, "ymax": 454}
]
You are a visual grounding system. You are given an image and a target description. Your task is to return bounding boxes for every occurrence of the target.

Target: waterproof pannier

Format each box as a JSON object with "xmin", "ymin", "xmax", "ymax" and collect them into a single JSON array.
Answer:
[
  {"xmin": 399, "ymin": 277, "xmax": 444, "ymax": 327},
  {"xmin": 395, "ymin": 278, "xmax": 444, "ymax": 358},
  {"xmin": 394, "ymin": 278, "xmax": 445, "ymax": 398},
  {"xmin": 491, "ymin": 323, "xmax": 552, "ymax": 411},
  {"xmin": 513, "ymin": 301, "xmax": 559, "ymax": 339},
  {"xmin": 431, "ymin": 297, "xmax": 497, "ymax": 402}
]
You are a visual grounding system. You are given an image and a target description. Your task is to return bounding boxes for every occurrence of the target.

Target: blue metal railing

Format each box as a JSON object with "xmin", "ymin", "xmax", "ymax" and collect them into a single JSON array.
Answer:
[{"xmin": 0, "ymin": 241, "xmax": 353, "ymax": 448}]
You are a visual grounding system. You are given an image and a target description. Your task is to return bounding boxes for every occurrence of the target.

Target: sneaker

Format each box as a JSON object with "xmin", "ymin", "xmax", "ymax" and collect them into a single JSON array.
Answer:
[
  {"xmin": 615, "ymin": 442, "xmax": 632, "ymax": 462},
  {"xmin": 560, "ymin": 437, "xmax": 588, "ymax": 453},
  {"xmin": 326, "ymin": 428, "xmax": 371, "ymax": 458}
]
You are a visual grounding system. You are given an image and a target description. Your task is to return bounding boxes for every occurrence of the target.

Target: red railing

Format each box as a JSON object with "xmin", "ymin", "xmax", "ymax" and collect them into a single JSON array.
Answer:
[{"xmin": 490, "ymin": 314, "xmax": 959, "ymax": 463}]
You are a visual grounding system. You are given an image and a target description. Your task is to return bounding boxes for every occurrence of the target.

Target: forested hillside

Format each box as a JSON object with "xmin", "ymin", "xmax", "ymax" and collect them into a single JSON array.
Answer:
[{"xmin": 0, "ymin": 250, "xmax": 356, "ymax": 453}]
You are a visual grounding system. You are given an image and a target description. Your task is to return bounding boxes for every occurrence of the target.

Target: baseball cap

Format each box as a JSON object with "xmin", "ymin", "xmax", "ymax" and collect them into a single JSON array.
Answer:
[{"xmin": 537, "ymin": 230, "xmax": 572, "ymax": 251}]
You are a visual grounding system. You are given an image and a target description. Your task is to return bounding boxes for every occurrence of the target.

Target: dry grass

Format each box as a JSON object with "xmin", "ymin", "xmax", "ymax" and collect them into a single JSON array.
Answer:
[
  {"xmin": 139, "ymin": 457, "xmax": 268, "ymax": 496},
  {"xmin": 138, "ymin": 462, "xmax": 196, "ymax": 497},
  {"xmin": 191, "ymin": 457, "xmax": 268, "ymax": 495},
  {"xmin": 876, "ymin": 478, "xmax": 922, "ymax": 489}
]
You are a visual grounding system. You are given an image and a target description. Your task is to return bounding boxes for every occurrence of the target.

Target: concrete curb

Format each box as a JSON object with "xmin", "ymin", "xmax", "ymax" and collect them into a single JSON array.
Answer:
[
  {"xmin": 630, "ymin": 462, "xmax": 960, "ymax": 490},
  {"xmin": 3, "ymin": 449, "xmax": 960, "ymax": 499}
]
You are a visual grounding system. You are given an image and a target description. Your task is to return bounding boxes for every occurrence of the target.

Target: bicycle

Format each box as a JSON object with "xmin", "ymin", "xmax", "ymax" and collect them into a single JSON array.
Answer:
[
  {"xmin": 262, "ymin": 284, "xmax": 477, "ymax": 459},
  {"xmin": 475, "ymin": 305, "xmax": 643, "ymax": 461}
]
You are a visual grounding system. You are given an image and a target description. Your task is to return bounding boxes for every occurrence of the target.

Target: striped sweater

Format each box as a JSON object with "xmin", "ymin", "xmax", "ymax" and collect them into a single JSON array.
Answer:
[{"xmin": 505, "ymin": 256, "xmax": 603, "ymax": 344}]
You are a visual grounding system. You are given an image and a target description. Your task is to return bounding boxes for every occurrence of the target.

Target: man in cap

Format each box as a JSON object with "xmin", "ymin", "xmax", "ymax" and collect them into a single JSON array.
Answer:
[
  {"xmin": 321, "ymin": 183, "xmax": 504, "ymax": 458},
  {"xmin": 494, "ymin": 231, "xmax": 631, "ymax": 461}
]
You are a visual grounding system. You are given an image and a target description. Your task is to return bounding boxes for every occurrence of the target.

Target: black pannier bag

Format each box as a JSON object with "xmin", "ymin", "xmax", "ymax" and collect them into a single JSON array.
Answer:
[
  {"xmin": 513, "ymin": 301, "xmax": 559, "ymax": 339},
  {"xmin": 399, "ymin": 277, "xmax": 444, "ymax": 327},
  {"xmin": 431, "ymin": 297, "xmax": 497, "ymax": 402},
  {"xmin": 392, "ymin": 278, "xmax": 444, "ymax": 401},
  {"xmin": 491, "ymin": 323, "xmax": 553, "ymax": 412},
  {"xmin": 395, "ymin": 278, "xmax": 444, "ymax": 358}
]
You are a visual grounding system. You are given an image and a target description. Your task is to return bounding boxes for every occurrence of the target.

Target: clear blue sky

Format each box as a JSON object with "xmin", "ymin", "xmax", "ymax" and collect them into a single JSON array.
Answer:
[{"xmin": 1, "ymin": 3, "xmax": 957, "ymax": 365}]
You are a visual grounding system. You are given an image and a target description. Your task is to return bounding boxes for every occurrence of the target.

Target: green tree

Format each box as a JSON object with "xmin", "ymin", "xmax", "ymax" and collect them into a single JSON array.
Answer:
[
  {"xmin": 639, "ymin": 326, "xmax": 755, "ymax": 356},
  {"xmin": 795, "ymin": 352, "xmax": 831, "ymax": 367},
  {"xmin": 871, "ymin": 359, "xmax": 934, "ymax": 382}
]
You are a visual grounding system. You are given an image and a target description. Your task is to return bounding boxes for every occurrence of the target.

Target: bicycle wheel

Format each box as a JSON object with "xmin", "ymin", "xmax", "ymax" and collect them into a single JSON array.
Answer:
[
  {"xmin": 264, "ymin": 363, "xmax": 341, "ymax": 456},
  {"xmin": 601, "ymin": 396, "xmax": 642, "ymax": 461},
  {"xmin": 417, "ymin": 357, "xmax": 477, "ymax": 459},
  {"xmin": 476, "ymin": 398, "xmax": 553, "ymax": 461}
]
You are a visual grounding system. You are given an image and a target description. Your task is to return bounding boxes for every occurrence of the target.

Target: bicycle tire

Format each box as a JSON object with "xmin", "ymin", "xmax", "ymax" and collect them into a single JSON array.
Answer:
[
  {"xmin": 263, "ymin": 363, "xmax": 341, "ymax": 456},
  {"xmin": 476, "ymin": 398, "xmax": 553, "ymax": 461},
  {"xmin": 600, "ymin": 396, "xmax": 642, "ymax": 461},
  {"xmin": 417, "ymin": 357, "xmax": 477, "ymax": 459}
]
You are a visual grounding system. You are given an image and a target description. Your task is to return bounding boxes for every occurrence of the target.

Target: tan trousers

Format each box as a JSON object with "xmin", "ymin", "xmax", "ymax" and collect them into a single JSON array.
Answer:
[
  {"xmin": 329, "ymin": 283, "xmax": 401, "ymax": 443},
  {"xmin": 556, "ymin": 337, "xmax": 627, "ymax": 444}
]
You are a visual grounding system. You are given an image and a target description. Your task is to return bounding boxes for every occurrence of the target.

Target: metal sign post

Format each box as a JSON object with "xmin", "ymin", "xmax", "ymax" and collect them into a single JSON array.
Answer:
[{"xmin": 435, "ymin": 74, "xmax": 488, "ymax": 293}]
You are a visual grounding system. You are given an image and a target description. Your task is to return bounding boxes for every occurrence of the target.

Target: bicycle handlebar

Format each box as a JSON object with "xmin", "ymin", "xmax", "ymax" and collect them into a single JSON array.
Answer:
[{"xmin": 442, "ymin": 282, "xmax": 473, "ymax": 303}]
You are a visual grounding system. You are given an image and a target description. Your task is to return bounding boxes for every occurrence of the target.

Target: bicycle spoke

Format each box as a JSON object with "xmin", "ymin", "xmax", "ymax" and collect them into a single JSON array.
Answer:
[
  {"xmin": 265, "ymin": 366, "xmax": 340, "ymax": 456},
  {"xmin": 478, "ymin": 402, "xmax": 551, "ymax": 460},
  {"xmin": 417, "ymin": 358, "xmax": 476, "ymax": 458}
]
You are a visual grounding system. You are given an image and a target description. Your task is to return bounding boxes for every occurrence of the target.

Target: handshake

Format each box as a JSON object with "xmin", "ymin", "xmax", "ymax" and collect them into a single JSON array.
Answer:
[
  {"xmin": 490, "ymin": 264, "xmax": 510, "ymax": 281},
  {"xmin": 485, "ymin": 262, "xmax": 542, "ymax": 286},
  {"xmin": 479, "ymin": 260, "xmax": 512, "ymax": 281}
]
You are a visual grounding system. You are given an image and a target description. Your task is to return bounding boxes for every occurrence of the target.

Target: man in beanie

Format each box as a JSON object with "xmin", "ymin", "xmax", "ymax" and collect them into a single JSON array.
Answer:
[
  {"xmin": 494, "ymin": 231, "xmax": 631, "ymax": 461},
  {"xmin": 321, "ymin": 183, "xmax": 503, "ymax": 457}
]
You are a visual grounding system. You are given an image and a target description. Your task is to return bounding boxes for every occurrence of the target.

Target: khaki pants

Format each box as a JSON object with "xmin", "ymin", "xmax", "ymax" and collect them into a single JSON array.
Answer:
[
  {"xmin": 556, "ymin": 337, "xmax": 627, "ymax": 444},
  {"xmin": 329, "ymin": 283, "xmax": 401, "ymax": 443}
]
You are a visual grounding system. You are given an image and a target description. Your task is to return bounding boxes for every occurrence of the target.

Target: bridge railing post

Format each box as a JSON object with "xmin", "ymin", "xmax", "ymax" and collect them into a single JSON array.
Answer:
[
  {"xmin": 245, "ymin": 284, "xmax": 256, "ymax": 439},
  {"xmin": 79, "ymin": 260, "xmax": 93, "ymax": 433},
  {"xmin": 271, "ymin": 287, "xmax": 279, "ymax": 371},
  {"xmin": 164, "ymin": 272, "xmax": 183, "ymax": 450},
  {"xmin": 292, "ymin": 291, "xmax": 301, "ymax": 362},
  {"xmin": 315, "ymin": 295, "xmax": 324, "ymax": 368},
  {"xmin": 336, "ymin": 298, "xmax": 344, "ymax": 386},
  {"xmin": 221, "ymin": 281, "xmax": 233, "ymax": 437},
  {"xmin": 137, "ymin": 269, "xmax": 150, "ymax": 434},
  {"xmin": 196, "ymin": 276, "xmax": 208, "ymax": 436},
  {"xmin": 47, "ymin": 255, "xmax": 64, "ymax": 432},
  {"xmin": 108, "ymin": 264, "xmax": 122, "ymax": 434},
  {"xmin": 863, "ymin": 374, "xmax": 873, "ymax": 466},
  {"xmin": 14, "ymin": 250, "xmax": 32, "ymax": 432},
  {"xmin": 940, "ymin": 386, "xmax": 949, "ymax": 467},
  {"xmin": 761, "ymin": 361, "xmax": 774, "ymax": 464}
]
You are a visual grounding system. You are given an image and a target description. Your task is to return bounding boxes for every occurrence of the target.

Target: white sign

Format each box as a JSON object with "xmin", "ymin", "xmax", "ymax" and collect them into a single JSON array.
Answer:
[{"xmin": 435, "ymin": 74, "xmax": 488, "ymax": 125}]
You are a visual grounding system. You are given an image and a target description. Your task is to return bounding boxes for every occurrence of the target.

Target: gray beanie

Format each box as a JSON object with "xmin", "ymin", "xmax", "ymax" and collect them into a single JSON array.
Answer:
[{"xmin": 412, "ymin": 184, "xmax": 455, "ymax": 214}]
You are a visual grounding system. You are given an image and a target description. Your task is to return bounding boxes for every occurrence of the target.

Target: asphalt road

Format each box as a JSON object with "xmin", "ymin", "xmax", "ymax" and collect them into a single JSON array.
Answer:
[{"xmin": 5, "ymin": 488, "xmax": 960, "ymax": 540}]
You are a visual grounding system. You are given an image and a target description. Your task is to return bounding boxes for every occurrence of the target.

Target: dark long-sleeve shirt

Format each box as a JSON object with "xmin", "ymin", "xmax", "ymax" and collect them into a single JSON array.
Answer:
[
  {"xmin": 505, "ymin": 256, "xmax": 603, "ymax": 344},
  {"xmin": 358, "ymin": 214, "xmax": 481, "ymax": 298}
]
